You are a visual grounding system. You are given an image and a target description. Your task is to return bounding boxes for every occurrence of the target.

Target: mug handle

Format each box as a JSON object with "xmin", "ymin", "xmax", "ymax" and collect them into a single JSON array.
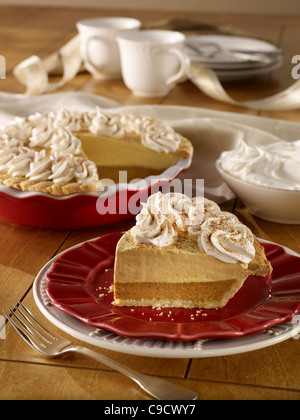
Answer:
[
  {"xmin": 83, "ymin": 35, "xmax": 107, "ymax": 74},
  {"xmin": 166, "ymin": 48, "xmax": 188, "ymax": 86}
]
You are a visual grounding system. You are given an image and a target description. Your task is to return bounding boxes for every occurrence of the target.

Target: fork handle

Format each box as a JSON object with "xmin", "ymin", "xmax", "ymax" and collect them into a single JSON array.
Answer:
[{"xmin": 70, "ymin": 345, "xmax": 198, "ymax": 400}]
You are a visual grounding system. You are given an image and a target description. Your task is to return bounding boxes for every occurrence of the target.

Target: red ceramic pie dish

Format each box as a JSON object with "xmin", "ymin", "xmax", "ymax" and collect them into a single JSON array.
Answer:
[{"xmin": 0, "ymin": 157, "xmax": 191, "ymax": 230}]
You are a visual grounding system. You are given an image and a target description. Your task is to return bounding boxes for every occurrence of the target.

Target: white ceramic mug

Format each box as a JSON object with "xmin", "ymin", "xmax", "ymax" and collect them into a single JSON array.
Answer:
[
  {"xmin": 76, "ymin": 17, "xmax": 141, "ymax": 80},
  {"xmin": 117, "ymin": 30, "xmax": 188, "ymax": 97}
]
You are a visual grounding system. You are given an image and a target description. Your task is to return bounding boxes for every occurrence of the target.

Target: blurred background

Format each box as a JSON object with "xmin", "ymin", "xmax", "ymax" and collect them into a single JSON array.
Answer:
[{"xmin": 0, "ymin": 0, "xmax": 299, "ymax": 15}]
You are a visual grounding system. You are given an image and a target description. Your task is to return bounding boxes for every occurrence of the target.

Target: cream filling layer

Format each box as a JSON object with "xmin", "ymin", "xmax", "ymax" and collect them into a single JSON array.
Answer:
[
  {"xmin": 77, "ymin": 132, "xmax": 180, "ymax": 169},
  {"xmin": 114, "ymin": 246, "xmax": 249, "ymax": 283}
]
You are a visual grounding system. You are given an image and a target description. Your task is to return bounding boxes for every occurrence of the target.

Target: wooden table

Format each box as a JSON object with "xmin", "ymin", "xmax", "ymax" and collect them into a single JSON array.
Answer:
[{"xmin": 0, "ymin": 5, "xmax": 300, "ymax": 401}]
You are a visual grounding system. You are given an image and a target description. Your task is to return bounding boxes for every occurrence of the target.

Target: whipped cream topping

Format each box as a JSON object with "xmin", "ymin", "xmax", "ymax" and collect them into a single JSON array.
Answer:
[
  {"xmin": 5, "ymin": 147, "xmax": 35, "ymax": 177},
  {"xmin": 89, "ymin": 108, "xmax": 125, "ymax": 137},
  {"xmin": 49, "ymin": 127, "xmax": 82, "ymax": 155},
  {"xmin": 131, "ymin": 192, "xmax": 255, "ymax": 264},
  {"xmin": 0, "ymin": 117, "xmax": 32, "ymax": 141},
  {"xmin": 219, "ymin": 139, "xmax": 300, "ymax": 191},
  {"xmin": 0, "ymin": 143, "xmax": 98, "ymax": 185},
  {"xmin": 48, "ymin": 109, "xmax": 82, "ymax": 131},
  {"xmin": 0, "ymin": 107, "xmax": 181, "ymax": 188},
  {"xmin": 26, "ymin": 150, "xmax": 52, "ymax": 181},
  {"xmin": 48, "ymin": 155, "xmax": 98, "ymax": 184}
]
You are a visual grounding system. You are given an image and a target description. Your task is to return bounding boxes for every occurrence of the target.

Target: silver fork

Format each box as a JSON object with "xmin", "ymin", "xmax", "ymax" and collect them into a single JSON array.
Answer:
[{"xmin": 3, "ymin": 302, "xmax": 198, "ymax": 400}]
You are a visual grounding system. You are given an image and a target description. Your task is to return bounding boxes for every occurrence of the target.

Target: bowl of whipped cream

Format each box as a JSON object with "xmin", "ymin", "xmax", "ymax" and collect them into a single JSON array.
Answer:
[{"xmin": 216, "ymin": 138, "xmax": 300, "ymax": 224}]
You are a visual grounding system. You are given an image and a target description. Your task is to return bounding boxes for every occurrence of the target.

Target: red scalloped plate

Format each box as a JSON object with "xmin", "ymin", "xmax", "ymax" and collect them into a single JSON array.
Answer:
[{"xmin": 45, "ymin": 233, "xmax": 300, "ymax": 341}]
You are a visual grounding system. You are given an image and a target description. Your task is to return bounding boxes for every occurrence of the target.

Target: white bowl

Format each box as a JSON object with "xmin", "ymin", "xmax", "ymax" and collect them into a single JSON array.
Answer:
[{"xmin": 216, "ymin": 160, "xmax": 300, "ymax": 224}]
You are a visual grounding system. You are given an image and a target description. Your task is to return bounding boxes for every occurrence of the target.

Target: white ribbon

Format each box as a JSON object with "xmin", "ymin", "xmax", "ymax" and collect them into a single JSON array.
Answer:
[
  {"xmin": 13, "ymin": 35, "xmax": 82, "ymax": 96},
  {"xmin": 189, "ymin": 63, "xmax": 300, "ymax": 111}
]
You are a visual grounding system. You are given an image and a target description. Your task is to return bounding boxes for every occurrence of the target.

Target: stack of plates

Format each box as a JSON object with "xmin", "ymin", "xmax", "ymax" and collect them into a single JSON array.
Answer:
[{"xmin": 185, "ymin": 35, "xmax": 283, "ymax": 81}]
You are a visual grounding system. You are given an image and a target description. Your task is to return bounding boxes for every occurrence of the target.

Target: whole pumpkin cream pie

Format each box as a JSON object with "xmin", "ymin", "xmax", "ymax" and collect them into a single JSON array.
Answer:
[
  {"xmin": 0, "ymin": 108, "xmax": 193, "ymax": 196},
  {"xmin": 113, "ymin": 192, "xmax": 272, "ymax": 309}
]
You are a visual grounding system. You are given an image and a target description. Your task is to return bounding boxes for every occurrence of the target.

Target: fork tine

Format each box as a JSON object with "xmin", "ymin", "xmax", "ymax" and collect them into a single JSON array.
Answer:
[
  {"xmin": 18, "ymin": 301, "xmax": 57, "ymax": 339},
  {"xmin": 3, "ymin": 309, "xmax": 45, "ymax": 351},
  {"xmin": 7, "ymin": 307, "xmax": 47, "ymax": 348},
  {"xmin": 15, "ymin": 302, "xmax": 56, "ymax": 342}
]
